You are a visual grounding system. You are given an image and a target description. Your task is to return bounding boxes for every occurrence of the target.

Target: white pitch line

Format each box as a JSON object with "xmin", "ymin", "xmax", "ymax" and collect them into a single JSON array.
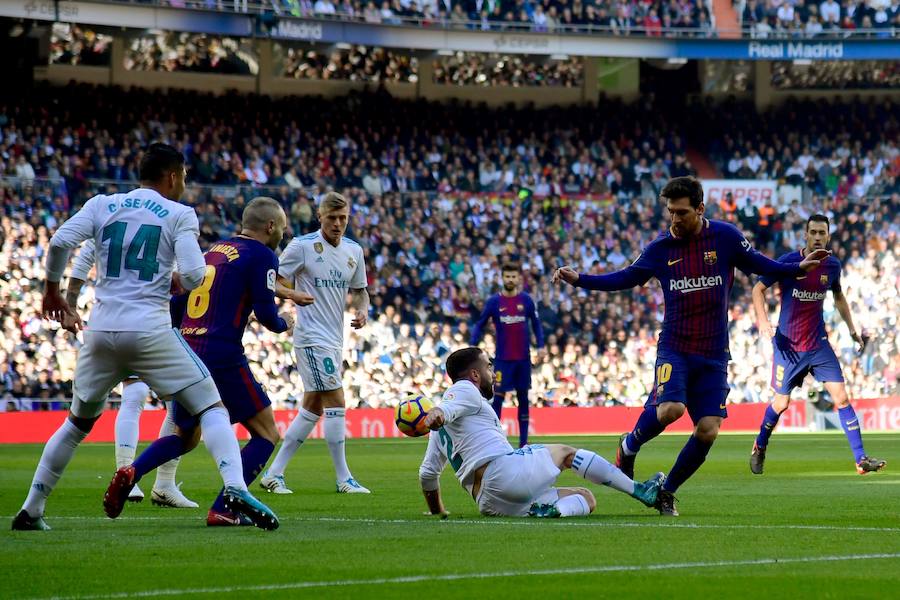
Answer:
[
  {"xmin": 29, "ymin": 553, "xmax": 900, "ymax": 600},
  {"xmin": 6, "ymin": 514, "xmax": 900, "ymax": 533}
]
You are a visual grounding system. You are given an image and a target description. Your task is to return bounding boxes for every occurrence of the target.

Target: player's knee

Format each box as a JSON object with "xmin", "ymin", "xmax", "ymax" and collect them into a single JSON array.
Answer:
[
  {"xmin": 772, "ymin": 396, "xmax": 791, "ymax": 413},
  {"xmin": 694, "ymin": 423, "xmax": 720, "ymax": 444},
  {"xmin": 576, "ymin": 488, "xmax": 596, "ymax": 512},
  {"xmin": 831, "ymin": 389, "xmax": 850, "ymax": 408},
  {"xmin": 550, "ymin": 444, "xmax": 577, "ymax": 468},
  {"xmin": 67, "ymin": 412, "xmax": 99, "ymax": 434},
  {"xmin": 657, "ymin": 402, "xmax": 685, "ymax": 424}
]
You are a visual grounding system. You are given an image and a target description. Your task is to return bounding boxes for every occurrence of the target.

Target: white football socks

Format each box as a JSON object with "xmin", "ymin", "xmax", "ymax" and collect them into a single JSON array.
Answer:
[
  {"xmin": 324, "ymin": 407, "xmax": 352, "ymax": 482},
  {"xmin": 556, "ymin": 494, "xmax": 592, "ymax": 517},
  {"xmin": 114, "ymin": 381, "xmax": 148, "ymax": 468},
  {"xmin": 268, "ymin": 407, "xmax": 320, "ymax": 477},
  {"xmin": 22, "ymin": 419, "xmax": 88, "ymax": 517},
  {"xmin": 198, "ymin": 406, "xmax": 246, "ymax": 491},
  {"xmin": 571, "ymin": 449, "xmax": 635, "ymax": 495},
  {"xmin": 154, "ymin": 400, "xmax": 180, "ymax": 490}
]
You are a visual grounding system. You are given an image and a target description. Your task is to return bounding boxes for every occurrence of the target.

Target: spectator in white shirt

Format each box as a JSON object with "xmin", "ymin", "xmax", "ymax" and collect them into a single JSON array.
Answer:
[
  {"xmin": 15, "ymin": 156, "xmax": 35, "ymax": 181},
  {"xmin": 776, "ymin": 2, "xmax": 794, "ymax": 24},
  {"xmin": 820, "ymin": 0, "xmax": 840, "ymax": 24},
  {"xmin": 806, "ymin": 14, "xmax": 824, "ymax": 34},
  {"xmin": 745, "ymin": 149, "xmax": 763, "ymax": 173},
  {"xmin": 314, "ymin": 0, "xmax": 336, "ymax": 14}
]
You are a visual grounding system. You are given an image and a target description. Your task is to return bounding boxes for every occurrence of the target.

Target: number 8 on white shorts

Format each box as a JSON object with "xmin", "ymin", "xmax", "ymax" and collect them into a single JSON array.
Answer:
[{"xmin": 295, "ymin": 346, "xmax": 343, "ymax": 392}]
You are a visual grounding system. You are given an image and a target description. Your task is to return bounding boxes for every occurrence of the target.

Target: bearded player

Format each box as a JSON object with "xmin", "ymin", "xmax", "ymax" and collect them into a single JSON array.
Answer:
[
  {"xmin": 553, "ymin": 176, "xmax": 828, "ymax": 516},
  {"xmin": 750, "ymin": 214, "xmax": 886, "ymax": 475}
]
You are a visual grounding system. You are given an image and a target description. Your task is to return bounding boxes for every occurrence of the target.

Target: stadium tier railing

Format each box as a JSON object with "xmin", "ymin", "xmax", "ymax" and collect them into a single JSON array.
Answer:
[{"xmin": 35, "ymin": 0, "xmax": 900, "ymax": 39}]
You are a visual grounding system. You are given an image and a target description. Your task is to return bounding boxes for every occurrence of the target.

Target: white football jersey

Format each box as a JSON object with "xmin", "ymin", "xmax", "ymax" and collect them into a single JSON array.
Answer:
[
  {"xmin": 47, "ymin": 188, "xmax": 204, "ymax": 332},
  {"xmin": 278, "ymin": 230, "xmax": 367, "ymax": 350},
  {"xmin": 419, "ymin": 380, "xmax": 514, "ymax": 494}
]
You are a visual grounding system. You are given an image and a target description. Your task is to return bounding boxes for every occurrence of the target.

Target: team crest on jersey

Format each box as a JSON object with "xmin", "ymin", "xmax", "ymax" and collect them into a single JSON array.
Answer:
[
  {"xmin": 820, "ymin": 275, "xmax": 828, "ymax": 285},
  {"xmin": 703, "ymin": 251, "xmax": 717, "ymax": 265},
  {"xmin": 314, "ymin": 242, "xmax": 324, "ymax": 254},
  {"xmin": 517, "ymin": 304, "xmax": 524, "ymax": 311},
  {"xmin": 347, "ymin": 257, "xmax": 356, "ymax": 269}
]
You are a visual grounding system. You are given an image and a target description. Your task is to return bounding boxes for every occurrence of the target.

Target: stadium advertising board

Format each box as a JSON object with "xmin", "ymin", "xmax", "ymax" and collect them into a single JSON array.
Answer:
[
  {"xmin": 3, "ymin": 399, "xmax": 899, "ymax": 442},
  {"xmin": 701, "ymin": 180, "xmax": 777, "ymax": 208}
]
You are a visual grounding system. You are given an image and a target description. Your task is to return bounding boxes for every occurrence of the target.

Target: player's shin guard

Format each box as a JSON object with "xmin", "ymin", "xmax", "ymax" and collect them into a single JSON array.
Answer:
[
  {"xmin": 516, "ymin": 390, "xmax": 529, "ymax": 448},
  {"xmin": 211, "ymin": 437, "xmax": 276, "ymax": 512},
  {"xmin": 324, "ymin": 408, "xmax": 352, "ymax": 482},
  {"xmin": 663, "ymin": 436, "xmax": 713, "ymax": 493},
  {"xmin": 556, "ymin": 494, "xmax": 591, "ymax": 517},
  {"xmin": 115, "ymin": 381, "xmax": 148, "ymax": 468},
  {"xmin": 268, "ymin": 407, "xmax": 319, "ymax": 477},
  {"xmin": 838, "ymin": 405, "xmax": 866, "ymax": 463},
  {"xmin": 754, "ymin": 405, "xmax": 783, "ymax": 449},
  {"xmin": 22, "ymin": 419, "xmax": 88, "ymax": 518},
  {"xmin": 623, "ymin": 406, "xmax": 666, "ymax": 456},
  {"xmin": 571, "ymin": 449, "xmax": 634, "ymax": 494},
  {"xmin": 154, "ymin": 401, "xmax": 181, "ymax": 489}
]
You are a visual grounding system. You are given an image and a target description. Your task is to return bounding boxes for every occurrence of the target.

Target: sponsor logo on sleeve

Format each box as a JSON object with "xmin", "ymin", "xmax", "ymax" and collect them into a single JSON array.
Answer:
[{"xmin": 266, "ymin": 269, "xmax": 276, "ymax": 291}]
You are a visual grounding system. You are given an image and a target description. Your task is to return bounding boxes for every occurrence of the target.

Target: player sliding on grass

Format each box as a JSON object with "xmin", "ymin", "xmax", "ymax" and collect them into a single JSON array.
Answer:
[
  {"xmin": 65, "ymin": 240, "xmax": 196, "ymax": 508},
  {"xmin": 418, "ymin": 347, "xmax": 663, "ymax": 518},
  {"xmin": 750, "ymin": 214, "xmax": 886, "ymax": 475},
  {"xmin": 13, "ymin": 143, "xmax": 278, "ymax": 531},
  {"xmin": 553, "ymin": 176, "xmax": 829, "ymax": 516},
  {"xmin": 103, "ymin": 197, "xmax": 309, "ymax": 527}
]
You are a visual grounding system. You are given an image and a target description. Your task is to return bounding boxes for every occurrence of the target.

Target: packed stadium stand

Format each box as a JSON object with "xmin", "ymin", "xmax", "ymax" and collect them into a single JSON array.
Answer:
[{"xmin": 1, "ymin": 80, "xmax": 897, "ymax": 411}]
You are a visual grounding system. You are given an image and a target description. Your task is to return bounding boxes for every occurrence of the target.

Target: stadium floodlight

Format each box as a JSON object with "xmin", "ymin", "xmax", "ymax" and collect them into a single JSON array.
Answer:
[{"xmin": 667, "ymin": 58, "xmax": 688, "ymax": 65}]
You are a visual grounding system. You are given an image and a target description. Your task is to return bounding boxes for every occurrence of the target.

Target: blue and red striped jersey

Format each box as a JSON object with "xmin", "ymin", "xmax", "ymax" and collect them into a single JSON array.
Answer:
[
  {"xmin": 760, "ymin": 250, "xmax": 842, "ymax": 352},
  {"xmin": 576, "ymin": 219, "xmax": 804, "ymax": 358},
  {"xmin": 470, "ymin": 292, "xmax": 544, "ymax": 361},
  {"xmin": 172, "ymin": 236, "xmax": 288, "ymax": 367}
]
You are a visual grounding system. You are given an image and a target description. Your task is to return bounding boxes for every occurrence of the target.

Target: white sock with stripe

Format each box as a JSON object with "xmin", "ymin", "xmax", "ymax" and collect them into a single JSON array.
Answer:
[
  {"xmin": 22, "ymin": 419, "xmax": 88, "ymax": 517},
  {"xmin": 556, "ymin": 494, "xmax": 592, "ymax": 517},
  {"xmin": 268, "ymin": 408, "xmax": 320, "ymax": 477},
  {"xmin": 115, "ymin": 381, "xmax": 148, "ymax": 468},
  {"xmin": 198, "ymin": 406, "xmax": 246, "ymax": 491},
  {"xmin": 571, "ymin": 449, "xmax": 634, "ymax": 494},
  {"xmin": 324, "ymin": 407, "xmax": 352, "ymax": 482}
]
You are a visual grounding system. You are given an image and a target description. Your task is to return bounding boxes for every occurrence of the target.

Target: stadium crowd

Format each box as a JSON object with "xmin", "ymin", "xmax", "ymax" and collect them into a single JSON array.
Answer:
[
  {"xmin": 432, "ymin": 53, "xmax": 584, "ymax": 86},
  {"xmin": 270, "ymin": 0, "xmax": 715, "ymax": 35},
  {"xmin": 49, "ymin": 24, "xmax": 112, "ymax": 66},
  {"xmin": 279, "ymin": 44, "xmax": 418, "ymax": 81},
  {"xmin": 770, "ymin": 60, "xmax": 900, "ymax": 90},
  {"xmin": 0, "ymin": 85, "xmax": 898, "ymax": 411},
  {"xmin": 123, "ymin": 32, "xmax": 258, "ymax": 74},
  {"xmin": 740, "ymin": 0, "xmax": 900, "ymax": 37}
]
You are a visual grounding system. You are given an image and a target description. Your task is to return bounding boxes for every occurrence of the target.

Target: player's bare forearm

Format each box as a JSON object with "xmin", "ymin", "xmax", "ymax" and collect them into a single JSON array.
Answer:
[
  {"xmin": 834, "ymin": 292, "xmax": 861, "ymax": 348},
  {"xmin": 422, "ymin": 487, "xmax": 448, "ymax": 517},
  {"xmin": 350, "ymin": 288, "xmax": 369, "ymax": 312},
  {"xmin": 275, "ymin": 277, "xmax": 294, "ymax": 298},
  {"xmin": 65, "ymin": 277, "xmax": 85, "ymax": 308},
  {"xmin": 751, "ymin": 282, "xmax": 770, "ymax": 327}
]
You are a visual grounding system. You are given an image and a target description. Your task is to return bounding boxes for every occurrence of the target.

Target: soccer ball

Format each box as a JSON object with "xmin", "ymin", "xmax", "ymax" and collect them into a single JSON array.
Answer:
[{"xmin": 395, "ymin": 394, "xmax": 434, "ymax": 437}]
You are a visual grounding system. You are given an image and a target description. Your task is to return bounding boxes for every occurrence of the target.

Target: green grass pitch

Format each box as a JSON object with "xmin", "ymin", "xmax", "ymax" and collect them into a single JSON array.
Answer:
[{"xmin": 2, "ymin": 433, "xmax": 899, "ymax": 599}]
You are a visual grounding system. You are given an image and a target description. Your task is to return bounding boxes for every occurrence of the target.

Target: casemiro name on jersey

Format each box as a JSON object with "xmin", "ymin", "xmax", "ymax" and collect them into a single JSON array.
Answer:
[{"xmin": 107, "ymin": 197, "xmax": 171, "ymax": 219}]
